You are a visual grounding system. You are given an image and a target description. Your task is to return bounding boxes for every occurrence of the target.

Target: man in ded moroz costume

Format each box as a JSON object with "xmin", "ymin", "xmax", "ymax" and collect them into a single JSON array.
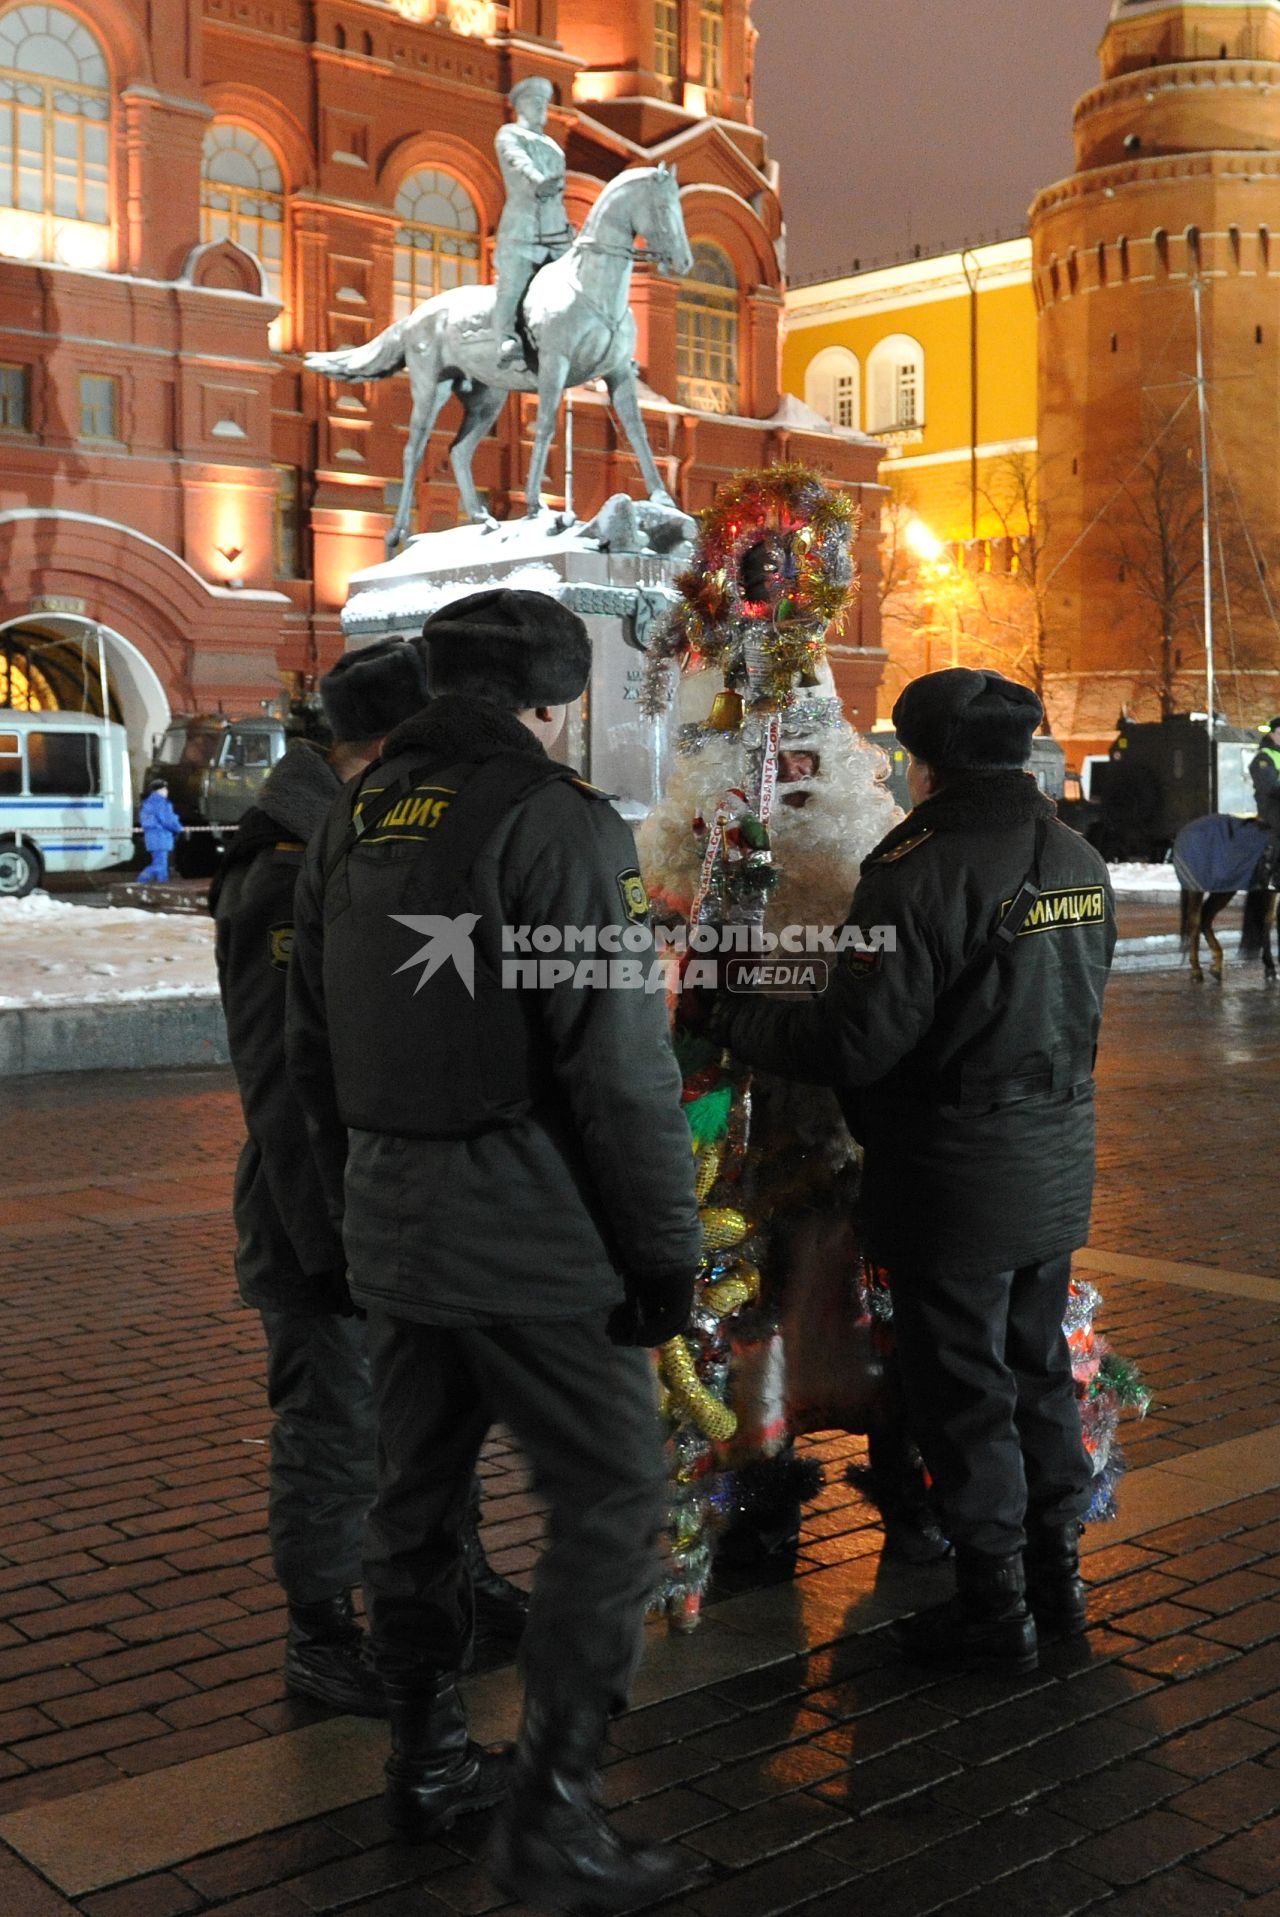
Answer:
[{"xmin": 638, "ymin": 467, "xmax": 948, "ymax": 1622}]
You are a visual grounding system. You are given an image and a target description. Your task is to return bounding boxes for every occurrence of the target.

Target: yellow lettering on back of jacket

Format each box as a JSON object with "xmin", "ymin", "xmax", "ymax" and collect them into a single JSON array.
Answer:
[{"xmin": 367, "ymin": 786, "xmax": 455, "ymax": 842}]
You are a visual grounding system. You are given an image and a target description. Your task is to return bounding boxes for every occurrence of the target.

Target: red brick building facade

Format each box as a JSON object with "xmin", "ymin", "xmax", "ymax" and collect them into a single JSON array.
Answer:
[{"xmin": 0, "ymin": 0, "xmax": 884, "ymax": 755}]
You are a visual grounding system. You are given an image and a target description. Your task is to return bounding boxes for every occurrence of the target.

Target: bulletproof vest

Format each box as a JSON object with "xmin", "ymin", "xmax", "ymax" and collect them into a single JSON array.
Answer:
[{"xmin": 319, "ymin": 748, "xmax": 579, "ymax": 1140}]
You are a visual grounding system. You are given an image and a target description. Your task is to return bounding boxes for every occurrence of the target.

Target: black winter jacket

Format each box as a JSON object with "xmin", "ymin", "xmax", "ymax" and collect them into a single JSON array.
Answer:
[
  {"xmin": 715, "ymin": 771, "xmax": 1116, "ymax": 1277},
  {"xmin": 1250, "ymin": 745, "xmax": 1280, "ymax": 837},
  {"xmin": 210, "ymin": 740, "xmax": 349, "ymax": 1312},
  {"xmin": 286, "ymin": 696, "xmax": 702, "ymax": 1325}
]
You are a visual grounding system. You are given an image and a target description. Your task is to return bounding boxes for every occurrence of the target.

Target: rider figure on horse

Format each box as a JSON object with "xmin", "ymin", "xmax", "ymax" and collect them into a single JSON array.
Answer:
[{"xmin": 493, "ymin": 77, "xmax": 574, "ymax": 370}]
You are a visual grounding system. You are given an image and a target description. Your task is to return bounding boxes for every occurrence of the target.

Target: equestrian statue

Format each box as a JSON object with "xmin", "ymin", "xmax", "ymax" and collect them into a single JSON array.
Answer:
[{"xmin": 306, "ymin": 80, "xmax": 694, "ymax": 552}]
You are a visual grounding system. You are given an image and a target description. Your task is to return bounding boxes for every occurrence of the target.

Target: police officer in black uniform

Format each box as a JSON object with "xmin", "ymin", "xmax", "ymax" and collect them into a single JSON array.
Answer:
[
  {"xmin": 286, "ymin": 591, "xmax": 702, "ymax": 1909},
  {"xmin": 1250, "ymin": 717, "xmax": 1280, "ymax": 839},
  {"xmin": 211, "ymin": 639, "xmax": 527, "ymax": 1718},
  {"xmin": 711, "ymin": 669, "xmax": 1116, "ymax": 1674}
]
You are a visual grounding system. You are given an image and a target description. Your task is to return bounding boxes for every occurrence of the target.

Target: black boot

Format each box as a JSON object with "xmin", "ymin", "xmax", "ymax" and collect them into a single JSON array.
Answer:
[
  {"xmin": 384, "ymin": 1670, "xmax": 511, "ymax": 1841},
  {"xmin": 464, "ymin": 1479, "xmax": 530, "ymax": 1646},
  {"xmin": 891, "ymin": 1546, "xmax": 1039, "ymax": 1674},
  {"xmin": 1025, "ymin": 1518, "xmax": 1088, "ymax": 1638},
  {"xmin": 486, "ymin": 1696, "xmax": 698, "ymax": 1912},
  {"xmin": 862, "ymin": 1427, "xmax": 952, "ymax": 1566},
  {"xmin": 284, "ymin": 1594, "xmax": 386, "ymax": 1717}
]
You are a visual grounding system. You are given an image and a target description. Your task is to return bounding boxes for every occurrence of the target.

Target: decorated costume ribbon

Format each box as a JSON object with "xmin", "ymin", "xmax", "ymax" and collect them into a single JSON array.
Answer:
[{"xmin": 757, "ymin": 712, "xmax": 782, "ymax": 830}]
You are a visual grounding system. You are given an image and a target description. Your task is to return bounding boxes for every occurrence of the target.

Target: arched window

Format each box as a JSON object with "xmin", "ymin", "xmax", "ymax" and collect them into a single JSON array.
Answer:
[
  {"xmin": 393, "ymin": 168, "xmax": 481, "ymax": 319},
  {"xmin": 201, "ymin": 124, "xmax": 285, "ymax": 344},
  {"xmin": 1153, "ymin": 227, "xmax": 1169, "ymax": 275},
  {"xmin": 0, "ymin": 5, "xmax": 110, "ymax": 268},
  {"xmin": 804, "ymin": 345, "xmax": 860, "ymax": 431},
  {"xmin": 676, "ymin": 241, "xmax": 738, "ymax": 414},
  {"xmin": 866, "ymin": 333, "xmax": 925, "ymax": 434}
]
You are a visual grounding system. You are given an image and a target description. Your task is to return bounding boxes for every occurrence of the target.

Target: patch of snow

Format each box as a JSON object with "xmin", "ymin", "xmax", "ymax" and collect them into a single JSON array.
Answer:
[
  {"xmin": 346, "ymin": 560, "xmax": 566, "ymax": 637},
  {"xmin": 766, "ymin": 392, "xmax": 879, "ymax": 444},
  {"xmin": 0, "ymin": 894, "xmax": 218, "ymax": 1009},
  {"xmin": 1107, "ymin": 862, "xmax": 1181, "ymax": 893}
]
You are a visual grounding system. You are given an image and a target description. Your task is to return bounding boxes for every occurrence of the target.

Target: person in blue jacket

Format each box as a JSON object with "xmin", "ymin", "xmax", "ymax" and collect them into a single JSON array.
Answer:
[{"xmin": 138, "ymin": 781, "xmax": 185, "ymax": 882}]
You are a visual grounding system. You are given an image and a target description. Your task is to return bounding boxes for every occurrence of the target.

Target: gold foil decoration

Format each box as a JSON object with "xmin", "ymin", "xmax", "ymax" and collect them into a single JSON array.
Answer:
[
  {"xmin": 658, "ymin": 1336, "xmax": 738, "ymax": 1443},
  {"xmin": 694, "ymin": 1142, "xmax": 723, "ymax": 1204},
  {"xmin": 703, "ymin": 1259, "xmax": 762, "ymax": 1321},
  {"xmin": 700, "ymin": 1206, "xmax": 750, "ymax": 1252},
  {"xmin": 706, "ymin": 689, "xmax": 745, "ymax": 732}
]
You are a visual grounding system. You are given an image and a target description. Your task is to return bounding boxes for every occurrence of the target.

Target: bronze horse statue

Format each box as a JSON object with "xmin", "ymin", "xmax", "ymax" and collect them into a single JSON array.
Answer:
[{"xmin": 1173, "ymin": 813, "xmax": 1278, "ymax": 982}]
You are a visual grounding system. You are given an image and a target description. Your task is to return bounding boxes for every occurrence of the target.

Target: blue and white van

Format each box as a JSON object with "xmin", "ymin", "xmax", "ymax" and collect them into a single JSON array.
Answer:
[{"xmin": 0, "ymin": 711, "xmax": 134, "ymax": 897}]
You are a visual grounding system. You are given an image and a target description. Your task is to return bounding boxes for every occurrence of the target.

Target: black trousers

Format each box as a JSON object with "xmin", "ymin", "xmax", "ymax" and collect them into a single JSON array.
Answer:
[
  {"xmin": 888, "ymin": 1254, "xmax": 1093, "ymax": 1558},
  {"xmin": 363, "ymin": 1310, "xmax": 666, "ymax": 1714},
  {"xmin": 259, "ymin": 1308, "xmax": 377, "ymax": 1606}
]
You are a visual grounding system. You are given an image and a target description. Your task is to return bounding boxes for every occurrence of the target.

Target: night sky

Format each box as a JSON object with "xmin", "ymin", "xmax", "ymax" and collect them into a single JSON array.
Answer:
[{"xmin": 753, "ymin": 0, "xmax": 1104, "ymax": 283}]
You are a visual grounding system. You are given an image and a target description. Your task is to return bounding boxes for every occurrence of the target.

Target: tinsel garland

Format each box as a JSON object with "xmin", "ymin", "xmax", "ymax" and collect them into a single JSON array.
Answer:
[
  {"xmin": 647, "ymin": 463, "xmax": 861, "ymax": 1630},
  {"xmin": 641, "ymin": 462, "xmax": 859, "ymax": 719},
  {"xmin": 1067, "ymin": 1278, "xmax": 1151, "ymax": 1521}
]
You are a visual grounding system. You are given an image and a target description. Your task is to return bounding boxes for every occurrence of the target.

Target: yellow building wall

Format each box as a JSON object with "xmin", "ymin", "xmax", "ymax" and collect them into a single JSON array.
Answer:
[{"xmin": 783, "ymin": 256, "xmax": 1039, "ymax": 544}]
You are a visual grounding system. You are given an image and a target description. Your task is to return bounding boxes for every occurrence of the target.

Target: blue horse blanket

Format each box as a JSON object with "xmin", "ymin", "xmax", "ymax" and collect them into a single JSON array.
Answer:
[{"xmin": 1172, "ymin": 813, "xmax": 1271, "ymax": 894}]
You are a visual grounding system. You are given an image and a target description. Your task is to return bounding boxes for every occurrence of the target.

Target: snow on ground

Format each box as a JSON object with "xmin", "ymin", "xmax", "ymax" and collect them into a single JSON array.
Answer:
[
  {"xmin": 1106, "ymin": 862, "xmax": 1180, "ymax": 893},
  {"xmin": 0, "ymin": 862, "xmax": 1186, "ymax": 1012},
  {"xmin": 0, "ymin": 893, "xmax": 217, "ymax": 1010}
]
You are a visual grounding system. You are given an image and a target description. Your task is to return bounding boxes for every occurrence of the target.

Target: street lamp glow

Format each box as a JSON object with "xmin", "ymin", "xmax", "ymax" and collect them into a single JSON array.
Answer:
[{"xmin": 905, "ymin": 517, "xmax": 945, "ymax": 564}]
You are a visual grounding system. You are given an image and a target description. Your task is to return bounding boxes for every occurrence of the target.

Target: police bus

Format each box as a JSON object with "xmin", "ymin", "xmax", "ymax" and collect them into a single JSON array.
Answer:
[{"xmin": 0, "ymin": 710, "xmax": 134, "ymax": 897}]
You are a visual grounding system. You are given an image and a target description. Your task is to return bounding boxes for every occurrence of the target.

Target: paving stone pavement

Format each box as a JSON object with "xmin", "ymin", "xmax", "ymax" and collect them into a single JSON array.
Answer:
[{"xmin": 0, "ymin": 968, "xmax": 1276, "ymax": 1914}]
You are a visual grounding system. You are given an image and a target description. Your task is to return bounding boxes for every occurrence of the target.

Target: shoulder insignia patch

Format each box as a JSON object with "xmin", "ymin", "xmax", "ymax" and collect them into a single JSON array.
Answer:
[
  {"xmin": 617, "ymin": 868, "xmax": 651, "ymax": 923},
  {"xmin": 1002, "ymin": 884, "xmax": 1108, "ymax": 937},
  {"xmin": 876, "ymin": 828, "xmax": 935, "ymax": 864},
  {"xmin": 273, "ymin": 840, "xmax": 304, "ymax": 855},
  {"xmin": 268, "ymin": 922, "xmax": 294, "ymax": 970}
]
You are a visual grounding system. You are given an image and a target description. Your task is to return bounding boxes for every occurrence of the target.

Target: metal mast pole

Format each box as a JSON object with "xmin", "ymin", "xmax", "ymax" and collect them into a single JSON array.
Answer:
[
  {"xmin": 1192, "ymin": 273, "xmax": 1216, "ymax": 809},
  {"xmin": 563, "ymin": 387, "xmax": 574, "ymax": 524},
  {"xmin": 961, "ymin": 248, "xmax": 980, "ymax": 541}
]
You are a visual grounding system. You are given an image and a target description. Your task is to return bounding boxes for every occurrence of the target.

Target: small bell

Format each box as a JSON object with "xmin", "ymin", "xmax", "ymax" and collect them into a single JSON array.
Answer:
[{"xmin": 706, "ymin": 688, "xmax": 745, "ymax": 732}]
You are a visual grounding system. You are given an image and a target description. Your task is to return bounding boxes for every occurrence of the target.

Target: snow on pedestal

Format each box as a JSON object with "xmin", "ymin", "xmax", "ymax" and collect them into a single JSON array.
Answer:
[{"xmin": 340, "ymin": 513, "xmax": 689, "ymax": 815}]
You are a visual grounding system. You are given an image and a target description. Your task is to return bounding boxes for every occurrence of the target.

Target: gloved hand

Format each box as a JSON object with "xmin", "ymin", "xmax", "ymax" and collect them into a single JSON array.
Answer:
[
  {"xmin": 312, "ymin": 1268, "xmax": 364, "ymax": 1318},
  {"xmin": 607, "ymin": 1270, "xmax": 696, "ymax": 1348}
]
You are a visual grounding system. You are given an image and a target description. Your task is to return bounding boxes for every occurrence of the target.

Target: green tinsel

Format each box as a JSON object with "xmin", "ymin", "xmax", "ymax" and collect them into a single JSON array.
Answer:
[
  {"xmin": 685, "ymin": 1084, "xmax": 733, "ymax": 1152},
  {"xmin": 1098, "ymin": 1351, "xmax": 1152, "ymax": 1415}
]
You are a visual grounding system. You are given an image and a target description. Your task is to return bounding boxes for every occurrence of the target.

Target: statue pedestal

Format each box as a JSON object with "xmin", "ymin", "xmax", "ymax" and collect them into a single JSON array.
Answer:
[{"xmin": 341, "ymin": 516, "xmax": 686, "ymax": 814}]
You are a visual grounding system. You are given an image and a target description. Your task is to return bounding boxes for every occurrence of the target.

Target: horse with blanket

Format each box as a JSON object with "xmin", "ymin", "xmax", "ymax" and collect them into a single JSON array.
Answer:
[{"xmin": 1173, "ymin": 812, "xmax": 1278, "ymax": 982}]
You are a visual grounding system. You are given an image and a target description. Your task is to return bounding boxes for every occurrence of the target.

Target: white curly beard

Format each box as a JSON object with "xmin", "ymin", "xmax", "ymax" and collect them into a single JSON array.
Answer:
[
  {"xmin": 637, "ymin": 724, "xmax": 901, "ymax": 934},
  {"xmin": 638, "ymin": 716, "xmax": 903, "ymax": 1169}
]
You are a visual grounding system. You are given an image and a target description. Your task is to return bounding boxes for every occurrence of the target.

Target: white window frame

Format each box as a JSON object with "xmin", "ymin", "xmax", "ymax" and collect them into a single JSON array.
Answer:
[
  {"xmin": 866, "ymin": 333, "xmax": 926, "ymax": 435},
  {"xmin": 804, "ymin": 346, "xmax": 861, "ymax": 432}
]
